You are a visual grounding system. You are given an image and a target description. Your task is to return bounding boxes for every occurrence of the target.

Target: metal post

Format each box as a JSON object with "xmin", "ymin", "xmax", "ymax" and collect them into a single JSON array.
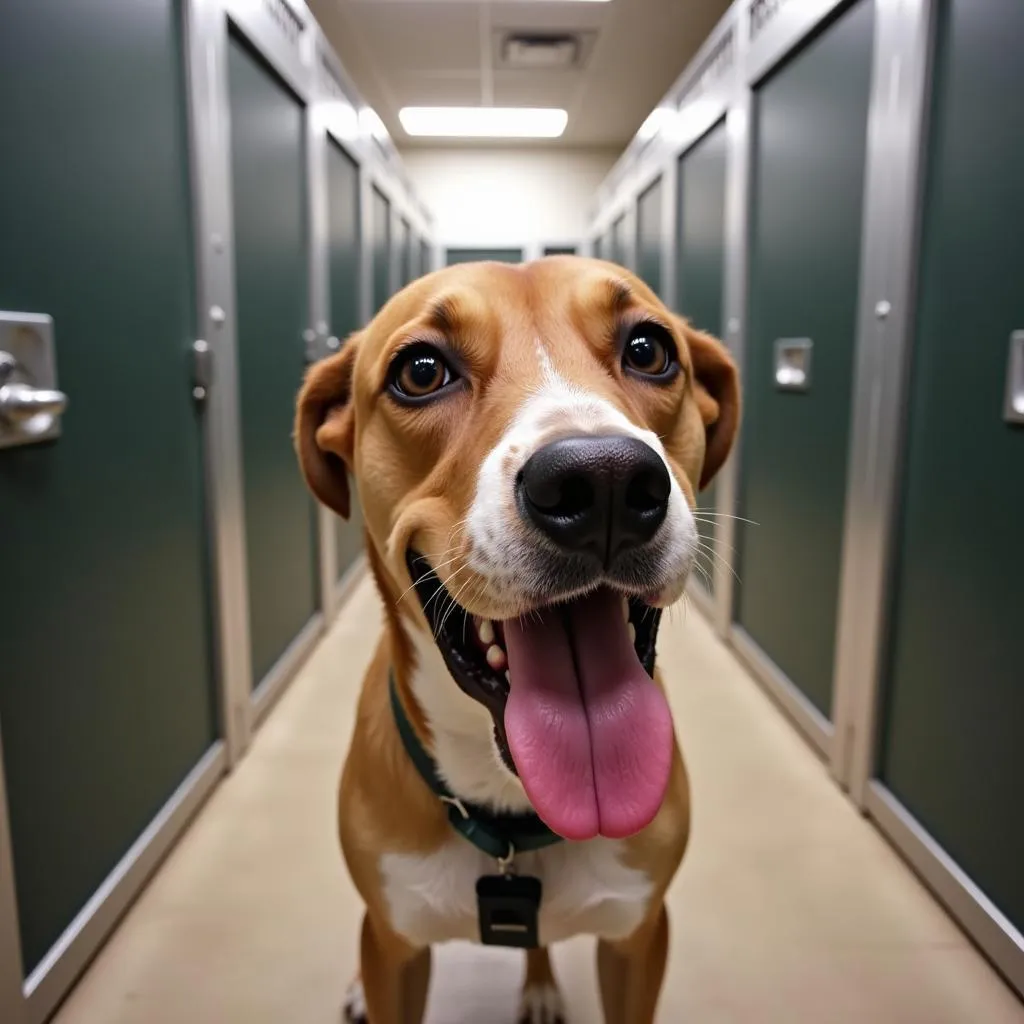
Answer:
[{"xmin": 831, "ymin": 0, "xmax": 938, "ymax": 796}]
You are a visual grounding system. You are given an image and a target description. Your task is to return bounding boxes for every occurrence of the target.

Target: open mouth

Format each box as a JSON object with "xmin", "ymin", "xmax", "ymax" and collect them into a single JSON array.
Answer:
[{"xmin": 406, "ymin": 550, "xmax": 674, "ymax": 841}]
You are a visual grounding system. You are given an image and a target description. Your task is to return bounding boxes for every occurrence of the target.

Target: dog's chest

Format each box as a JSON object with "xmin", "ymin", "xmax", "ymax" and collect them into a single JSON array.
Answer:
[{"xmin": 379, "ymin": 837, "xmax": 652, "ymax": 947}]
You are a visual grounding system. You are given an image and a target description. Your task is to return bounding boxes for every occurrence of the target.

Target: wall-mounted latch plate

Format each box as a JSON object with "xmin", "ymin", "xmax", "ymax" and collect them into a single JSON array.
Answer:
[
  {"xmin": 0, "ymin": 311, "xmax": 68, "ymax": 449},
  {"xmin": 774, "ymin": 338, "xmax": 813, "ymax": 392},
  {"xmin": 1004, "ymin": 330, "xmax": 1024, "ymax": 425}
]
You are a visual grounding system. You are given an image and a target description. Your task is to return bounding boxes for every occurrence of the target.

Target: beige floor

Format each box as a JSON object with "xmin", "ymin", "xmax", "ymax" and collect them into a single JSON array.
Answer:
[{"xmin": 55, "ymin": 574, "xmax": 1023, "ymax": 1024}]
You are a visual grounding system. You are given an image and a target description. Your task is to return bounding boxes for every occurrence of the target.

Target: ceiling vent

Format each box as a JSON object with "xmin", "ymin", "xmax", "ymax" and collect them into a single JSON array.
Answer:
[{"xmin": 500, "ymin": 33, "xmax": 582, "ymax": 70}]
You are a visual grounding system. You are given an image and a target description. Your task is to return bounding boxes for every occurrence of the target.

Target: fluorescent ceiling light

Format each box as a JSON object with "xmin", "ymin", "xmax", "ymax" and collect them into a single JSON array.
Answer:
[{"xmin": 399, "ymin": 107, "xmax": 568, "ymax": 139}]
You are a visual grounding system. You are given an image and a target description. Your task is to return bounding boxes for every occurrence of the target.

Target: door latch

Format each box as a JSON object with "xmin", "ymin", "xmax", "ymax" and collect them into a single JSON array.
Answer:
[
  {"xmin": 0, "ymin": 312, "xmax": 68, "ymax": 449},
  {"xmin": 774, "ymin": 338, "xmax": 813, "ymax": 392}
]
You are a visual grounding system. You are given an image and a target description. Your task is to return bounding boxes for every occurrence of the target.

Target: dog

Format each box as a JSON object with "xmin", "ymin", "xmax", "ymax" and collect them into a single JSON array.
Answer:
[{"xmin": 295, "ymin": 256, "xmax": 740, "ymax": 1024}]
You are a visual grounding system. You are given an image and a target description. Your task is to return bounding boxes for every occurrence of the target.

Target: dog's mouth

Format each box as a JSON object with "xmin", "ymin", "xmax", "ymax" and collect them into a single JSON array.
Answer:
[{"xmin": 406, "ymin": 550, "xmax": 674, "ymax": 841}]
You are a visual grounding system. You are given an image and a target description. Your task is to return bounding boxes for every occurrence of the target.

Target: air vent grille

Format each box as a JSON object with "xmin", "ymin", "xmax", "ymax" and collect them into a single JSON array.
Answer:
[
  {"xmin": 749, "ymin": 0, "xmax": 788, "ymax": 40},
  {"xmin": 320, "ymin": 53, "xmax": 348, "ymax": 101},
  {"xmin": 263, "ymin": 0, "xmax": 303, "ymax": 49},
  {"xmin": 680, "ymin": 26, "xmax": 736, "ymax": 103},
  {"xmin": 502, "ymin": 33, "xmax": 579, "ymax": 69}
]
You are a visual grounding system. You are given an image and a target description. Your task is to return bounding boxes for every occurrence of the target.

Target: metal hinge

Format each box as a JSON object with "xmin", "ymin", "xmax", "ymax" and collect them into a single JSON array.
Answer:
[
  {"xmin": 303, "ymin": 327, "xmax": 319, "ymax": 365},
  {"xmin": 192, "ymin": 339, "xmax": 212, "ymax": 402}
]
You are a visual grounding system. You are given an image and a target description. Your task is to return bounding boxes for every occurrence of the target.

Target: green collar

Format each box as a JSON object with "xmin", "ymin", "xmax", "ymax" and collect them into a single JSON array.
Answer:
[{"xmin": 389, "ymin": 672, "xmax": 564, "ymax": 865}]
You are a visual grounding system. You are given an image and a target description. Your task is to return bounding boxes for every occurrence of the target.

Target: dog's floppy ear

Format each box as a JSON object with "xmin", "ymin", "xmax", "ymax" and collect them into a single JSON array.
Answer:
[
  {"xmin": 294, "ymin": 333, "xmax": 361, "ymax": 519},
  {"xmin": 675, "ymin": 319, "xmax": 741, "ymax": 490}
]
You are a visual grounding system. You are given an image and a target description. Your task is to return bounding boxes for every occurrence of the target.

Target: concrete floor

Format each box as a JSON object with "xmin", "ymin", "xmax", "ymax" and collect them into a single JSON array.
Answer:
[{"xmin": 55, "ymin": 573, "xmax": 1024, "ymax": 1023}]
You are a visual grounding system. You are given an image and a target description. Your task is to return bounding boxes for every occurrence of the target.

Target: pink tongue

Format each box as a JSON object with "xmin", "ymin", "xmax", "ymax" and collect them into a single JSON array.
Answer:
[{"xmin": 503, "ymin": 591, "xmax": 673, "ymax": 841}]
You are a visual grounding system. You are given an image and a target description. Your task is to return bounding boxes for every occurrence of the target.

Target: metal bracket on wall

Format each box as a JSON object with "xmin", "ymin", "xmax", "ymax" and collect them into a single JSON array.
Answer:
[
  {"xmin": 1004, "ymin": 330, "xmax": 1024, "ymax": 425},
  {"xmin": 774, "ymin": 337, "xmax": 813, "ymax": 392},
  {"xmin": 0, "ymin": 312, "xmax": 68, "ymax": 449}
]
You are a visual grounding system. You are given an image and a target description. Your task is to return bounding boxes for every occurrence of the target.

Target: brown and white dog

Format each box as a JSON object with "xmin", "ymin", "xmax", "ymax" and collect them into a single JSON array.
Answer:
[{"xmin": 295, "ymin": 256, "xmax": 739, "ymax": 1024}]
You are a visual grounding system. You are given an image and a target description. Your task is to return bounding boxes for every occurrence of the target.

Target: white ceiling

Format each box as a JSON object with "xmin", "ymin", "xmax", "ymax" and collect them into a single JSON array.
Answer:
[{"xmin": 307, "ymin": 0, "xmax": 732, "ymax": 149}]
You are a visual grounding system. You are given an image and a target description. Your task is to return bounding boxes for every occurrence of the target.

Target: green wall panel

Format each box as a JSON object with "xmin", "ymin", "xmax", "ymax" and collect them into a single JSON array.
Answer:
[
  {"xmin": 677, "ymin": 122, "xmax": 728, "ymax": 590},
  {"xmin": 326, "ymin": 139, "xmax": 364, "ymax": 583},
  {"xmin": 228, "ymin": 34, "xmax": 318, "ymax": 687},
  {"xmin": 399, "ymin": 217, "xmax": 413, "ymax": 287},
  {"xmin": 611, "ymin": 216, "xmax": 628, "ymax": 269},
  {"xmin": 372, "ymin": 187, "xmax": 391, "ymax": 313},
  {"xmin": 737, "ymin": 0, "xmax": 874, "ymax": 718},
  {"xmin": 0, "ymin": 0, "xmax": 216, "ymax": 972},
  {"xmin": 879, "ymin": 0, "xmax": 1024, "ymax": 935},
  {"xmin": 636, "ymin": 177, "xmax": 664, "ymax": 297},
  {"xmin": 445, "ymin": 248, "xmax": 523, "ymax": 265}
]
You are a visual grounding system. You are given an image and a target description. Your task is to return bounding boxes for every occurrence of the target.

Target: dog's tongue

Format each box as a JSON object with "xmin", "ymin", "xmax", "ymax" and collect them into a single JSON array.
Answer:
[{"xmin": 503, "ymin": 590, "xmax": 673, "ymax": 841}]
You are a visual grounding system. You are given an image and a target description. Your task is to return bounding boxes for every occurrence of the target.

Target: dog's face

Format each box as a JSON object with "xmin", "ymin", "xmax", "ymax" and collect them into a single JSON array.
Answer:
[{"xmin": 297, "ymin": 257, "xmax": 739, "ymax": 841}]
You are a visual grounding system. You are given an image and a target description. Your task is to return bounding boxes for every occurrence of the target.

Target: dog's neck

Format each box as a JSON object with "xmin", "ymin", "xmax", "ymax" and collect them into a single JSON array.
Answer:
[{"xmin": 399, "ymin": 625, "xmax": 535, "ymax": 815}]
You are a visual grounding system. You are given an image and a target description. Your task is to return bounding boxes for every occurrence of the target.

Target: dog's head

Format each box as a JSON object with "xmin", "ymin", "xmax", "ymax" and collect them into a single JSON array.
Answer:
[{"xmin": 296, "ymin": 257, "xmax": 739, "ymax": 840}]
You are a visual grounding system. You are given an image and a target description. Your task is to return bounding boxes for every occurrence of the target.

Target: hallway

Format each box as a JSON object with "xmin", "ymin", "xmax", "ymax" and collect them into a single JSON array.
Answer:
[{"xmin": 53, "ymin": 574, "xmax": 1023, "ymax": 1024}]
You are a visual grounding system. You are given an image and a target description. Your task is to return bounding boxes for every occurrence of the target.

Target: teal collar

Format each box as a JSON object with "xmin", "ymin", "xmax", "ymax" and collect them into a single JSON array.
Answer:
[{"xmin": 389, "ymin": 672, "xmax": 564, "ymax": 865}]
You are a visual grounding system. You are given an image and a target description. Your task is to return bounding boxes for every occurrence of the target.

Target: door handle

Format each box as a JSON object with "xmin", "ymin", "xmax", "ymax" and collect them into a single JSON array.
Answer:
[
  {"xmin": 0, "ymin": 380, "xmax": 68, "ymax": 423},
  {"xmin": 0, "ymin": 347, "xmax": 68, "ymax": 442}
]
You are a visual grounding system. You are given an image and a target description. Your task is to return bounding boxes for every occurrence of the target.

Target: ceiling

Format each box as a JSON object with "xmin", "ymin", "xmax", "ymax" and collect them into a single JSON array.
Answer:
[{"xmin": 307, "ymin": 0, "xmax": 732, "ymax": 149}]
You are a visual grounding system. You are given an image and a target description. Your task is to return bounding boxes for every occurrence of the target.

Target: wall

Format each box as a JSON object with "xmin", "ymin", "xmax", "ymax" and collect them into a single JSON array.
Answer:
[{"xmin": 400, "ymin": 146, "xmax": 619, "ymax": 249}]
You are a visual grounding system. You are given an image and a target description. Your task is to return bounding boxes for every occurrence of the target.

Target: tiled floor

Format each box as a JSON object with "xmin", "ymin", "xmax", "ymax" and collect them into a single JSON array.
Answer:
[{"xmin": 55, "ymin": 573, "xmax": 1024, "ymax": 1023}]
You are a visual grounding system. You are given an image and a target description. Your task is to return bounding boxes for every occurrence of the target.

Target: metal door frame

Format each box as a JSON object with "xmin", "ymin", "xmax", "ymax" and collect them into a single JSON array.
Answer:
[{"xmin": 0, "ymin": 727, "xmax": 26, "ymax": 1024}]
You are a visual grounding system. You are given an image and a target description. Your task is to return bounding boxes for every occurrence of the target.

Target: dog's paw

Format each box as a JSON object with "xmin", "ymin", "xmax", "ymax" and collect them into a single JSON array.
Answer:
[
  {"xmin": 342, "ymin": 977, "xmax": 367, "ymax": 1024},
  {"xmin": 517, "ymin": 982, "xmax": 565, "ymax": 1024}
]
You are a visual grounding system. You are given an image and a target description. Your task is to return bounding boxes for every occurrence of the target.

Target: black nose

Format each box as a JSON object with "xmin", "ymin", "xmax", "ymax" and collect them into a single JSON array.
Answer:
[{"xmin": 518, "ymin": 435, "xmax": 671, "ymax": 565}]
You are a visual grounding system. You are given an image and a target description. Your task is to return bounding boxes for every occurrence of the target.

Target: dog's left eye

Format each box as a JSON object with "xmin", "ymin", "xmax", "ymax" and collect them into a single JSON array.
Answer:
[
  {"xmin": 623, "ymin": 323, "xmax": 675, "ymax": 378},
  {"xmin": 390, "ymin": 345, "xmax": 456, "ymax": 400}
]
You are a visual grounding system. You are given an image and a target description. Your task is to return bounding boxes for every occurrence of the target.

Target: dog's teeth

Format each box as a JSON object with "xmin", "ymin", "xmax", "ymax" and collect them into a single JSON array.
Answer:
[
  {"xmin": 627, "ymin": 622, "xmax": 636, "ymax": 645},
  {"xmin": 477, "ymin": 618, "xmax": 495, "ymax": 645},
  {"xmin": 622, "ymin": 597, "xmax": 630, "ymax": 622},
  {"xmin": 486, "ymin": 644, "xmax": 507, "ymax": 671},
  {"xmin": 505, "ymin": 669, "xmax": 511, "ymax": 685}
]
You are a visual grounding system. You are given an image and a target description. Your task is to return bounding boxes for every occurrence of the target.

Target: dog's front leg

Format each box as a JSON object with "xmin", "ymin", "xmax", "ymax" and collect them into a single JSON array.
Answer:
[
  {"xmin": 358, "ymin": 911, "xmax": 431, "ymax": 1024},
  {"xmin": 596, "ymin": 902, "xmax": 669, "ymax": 1024}
]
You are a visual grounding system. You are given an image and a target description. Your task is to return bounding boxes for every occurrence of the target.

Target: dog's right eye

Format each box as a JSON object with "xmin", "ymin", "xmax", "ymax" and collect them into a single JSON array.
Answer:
[{"xmin": 389, "ymin": 344, "xmax": 457, "ymax": 402}]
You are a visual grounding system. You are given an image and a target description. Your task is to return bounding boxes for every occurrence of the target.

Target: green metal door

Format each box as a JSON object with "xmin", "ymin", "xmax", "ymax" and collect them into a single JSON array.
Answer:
[
  {"xmin": 326, "ymin": 138, "xmax": 364, "ymax": 582},
  {"xmin": 878, "ymin": 0, "xmax": 1024, "ymax": 936},
  {"xmin": 445, "ymin": 248, "xmax": 523, "ymax": 265},
  {"xmin": 611, "ymin": 216, "xmax": 628, "ymax": 269},
  {"xmin": 228, "ymin": 34, "xmax": 317, "ymax": 688},
  {"xmin": 0, "ymin": 0, "xmax": 216, "ymax": 974},
  {"xmin": 677, "ymin": 122, "xmax": 728, "ymax": 591},
  {"xmin": 737, "ymin": 0, "xmax": 874, "ymax": 718},
  {"xmin": 372, "ymin": 188, "xmax": 391, "ymax": 313},
  {"xmin": 399, "ymin": 218, "xmax": 413, "ymax": 287},
  {"xmin": 636, "ymin": 177, "xmax": 663, "ymax": 297}
]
